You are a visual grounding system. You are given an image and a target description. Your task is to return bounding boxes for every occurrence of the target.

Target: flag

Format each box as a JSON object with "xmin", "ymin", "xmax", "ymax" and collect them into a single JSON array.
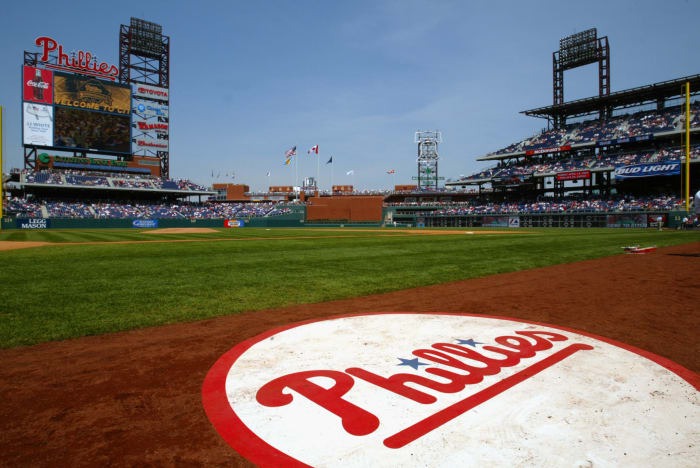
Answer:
[
  {"xmin": 308, "ymin": 145, "xmax": 319, "ymax": 155},
  {"xmin": 285, "ymin": 146, "xmax": 297, "ymax": 157},
  {"xmin": 284, "ymin": 158, "xmax": 291, "ymax": 166},
  {"xmin": 387, "ymin": 169, "xmax": 395, "ymax": 174},
  {"xmin": 266, "ymin": 172, "xmax": 270, "ymax": 177},
  {"xmin": 346, "ymin": 170, "xmax": 354, "ymax": 175},
  {"xmin": 326, "ymin": 156, "xmax": 333, "ymax": 164}
]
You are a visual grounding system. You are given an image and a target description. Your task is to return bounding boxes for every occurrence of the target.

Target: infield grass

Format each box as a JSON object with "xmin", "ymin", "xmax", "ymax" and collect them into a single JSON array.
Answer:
[{"xmin": 1, "ymin": 227, "xmax": 697, "ymax": 348}]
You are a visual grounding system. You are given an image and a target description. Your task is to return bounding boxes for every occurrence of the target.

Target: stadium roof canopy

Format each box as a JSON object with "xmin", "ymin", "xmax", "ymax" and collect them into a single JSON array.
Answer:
[{"xmin": 522, "ymin": 74, "xmax": 700, "ymax": 121}]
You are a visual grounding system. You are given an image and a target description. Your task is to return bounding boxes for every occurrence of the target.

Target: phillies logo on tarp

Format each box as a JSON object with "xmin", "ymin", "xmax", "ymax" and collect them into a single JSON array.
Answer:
[{"xmin": 202, "ymin": 313, "xmax": 699, "ymax": 467}]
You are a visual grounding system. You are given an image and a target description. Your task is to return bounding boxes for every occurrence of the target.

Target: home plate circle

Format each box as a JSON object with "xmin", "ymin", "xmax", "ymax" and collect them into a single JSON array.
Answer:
[{"xmin": 202, "ymin": 313, "xmax": 699, "ymax": 467}]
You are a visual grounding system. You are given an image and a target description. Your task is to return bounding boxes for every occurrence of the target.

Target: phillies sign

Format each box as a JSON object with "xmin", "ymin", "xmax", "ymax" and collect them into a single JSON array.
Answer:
[
  {"xmin": 202, "ymin": 313, "xmax": 699, "ymax": 467},
  {"xmin": 35, "ymin": 36, "xmax": 118, "ymax": 81}
]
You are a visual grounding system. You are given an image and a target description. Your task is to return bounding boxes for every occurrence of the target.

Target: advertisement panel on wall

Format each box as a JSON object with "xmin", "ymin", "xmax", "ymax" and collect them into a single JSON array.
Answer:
[
  {"xmin": 17, "ymin": 218, "xmax": 50, "ymax": 229},
  {"xmin": 23, "ymin": 66, "xmax": 53, "ymax": 104},
  {"xmin": 54, "ymin": 72, "xmax": 131, "ymax": 115},
  {"xmin": 54, "ymin": 106, "xmax": 131, "ymax": 154},
  {"xmin": 133, "ymin": 219, "xmax": 158, "ymax": 228},
  {"xmin": 606, "ymin": 214, "xmax": 647, "ymax": 228},
  {"xmin": 482, "ymin": 216, "xmax": 509, "ymax": 227},
  {"xmin": 132, "ymin": 136, "xmax": 169, "ymax": 151},
  {"xmin": 225, "ymin": 220, "xmax": 245, "ymax": 228},
  {"xmin": 556, "ymin": 170, "xmax": 591, "ymax": 181},
  {"xmin": 23, "ymin": 102, "xmax": 54, "ymax": 146},
  {"xmin": 614, "ymin": 161, "xmax": 681, "ymax": 179},
  {"xmin": 132, "ymin": 99, "xmax": 169, "ymax": 119},
  {"xmin": 132, "ymin": 83, "xmax": 169, "ymax": 101}
]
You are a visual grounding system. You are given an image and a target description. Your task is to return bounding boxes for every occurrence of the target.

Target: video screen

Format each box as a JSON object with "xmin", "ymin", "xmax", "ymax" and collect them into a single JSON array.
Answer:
[
  {"xmin": 54, "ymin": 72, "xmax": 131, "ymax": 115},
  {"xmin": 54, "ymin": 107, "xmax": 131, "ymax": 154}
]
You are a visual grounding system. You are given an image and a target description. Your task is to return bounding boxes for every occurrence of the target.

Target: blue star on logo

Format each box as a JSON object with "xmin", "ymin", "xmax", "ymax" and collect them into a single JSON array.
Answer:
[
  {"xmin": 456, "ymin": 338, "xmax": 483, "ymax": 347},
  {"xmin": 396, "ymin": 358, "xmax": 429, "ymax": 370}
]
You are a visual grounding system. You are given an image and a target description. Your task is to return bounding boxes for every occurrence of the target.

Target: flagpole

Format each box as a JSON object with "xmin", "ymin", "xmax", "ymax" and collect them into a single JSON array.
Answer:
[
  {"xmin": 295, "ymin": 154, "xmax": 298, "ymax": 188},
  {"xmin": 331, "ymin": 158, "xmax": 334, "ymax": 194},
  {"xmin": 317, "ymin": 150, "xmax": 320, "ymax": 193}
]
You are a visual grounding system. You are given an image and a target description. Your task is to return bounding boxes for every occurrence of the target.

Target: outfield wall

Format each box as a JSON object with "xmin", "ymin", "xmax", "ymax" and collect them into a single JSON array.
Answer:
[{"xmin": 1, "ymin": 212, "xmax": 306, "ymax": 230}]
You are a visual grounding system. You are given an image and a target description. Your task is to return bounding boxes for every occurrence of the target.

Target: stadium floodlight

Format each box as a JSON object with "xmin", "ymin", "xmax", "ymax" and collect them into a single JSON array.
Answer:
[{"xmin": 558, "ymin": 29, "xmax": 599, "ymax": 69}]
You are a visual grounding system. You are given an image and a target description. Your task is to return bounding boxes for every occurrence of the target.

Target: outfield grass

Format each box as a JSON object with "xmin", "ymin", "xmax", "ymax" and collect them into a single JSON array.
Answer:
[{"xmin": 0, "ymin": 227, "xmax": 697, "ymax": 348}]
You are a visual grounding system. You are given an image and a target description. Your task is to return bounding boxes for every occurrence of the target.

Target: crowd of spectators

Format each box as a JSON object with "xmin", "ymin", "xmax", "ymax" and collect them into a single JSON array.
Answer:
[
  {"xmin": 2, "ymin": 199, "xmax": 293, "ymax": 220},
  {"xmin": 491, "ymin": 103, "xmax": 699, "ymax": 155},
  {"xmin": 430, "ymin": 195, "xmax": 682, "ymax": 215},
  {"xmin": 22, "ymin": 170, "xmax": 208, "ymax": 192},
  {"xmin": 460, "ymin": 145, "xmax": 700, "ymax": 182}
]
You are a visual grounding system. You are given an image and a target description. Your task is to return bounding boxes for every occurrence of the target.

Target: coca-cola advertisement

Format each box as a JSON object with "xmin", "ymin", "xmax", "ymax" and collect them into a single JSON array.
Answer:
[{"xmin": 23, "ymin": 66, "xmax": 53, "ymax": 105}]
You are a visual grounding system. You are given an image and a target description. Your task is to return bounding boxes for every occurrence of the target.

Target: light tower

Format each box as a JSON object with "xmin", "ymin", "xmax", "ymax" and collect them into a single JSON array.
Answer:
[{"xmin": 414, "ymin": 130, "xmax": 442, "ymax": 190}]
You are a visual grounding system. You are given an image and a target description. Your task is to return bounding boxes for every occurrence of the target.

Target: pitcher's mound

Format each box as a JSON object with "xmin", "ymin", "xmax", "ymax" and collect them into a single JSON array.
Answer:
[{"xmin": 144, "ymin": 228, "xmax": 219, "ymax": 234}]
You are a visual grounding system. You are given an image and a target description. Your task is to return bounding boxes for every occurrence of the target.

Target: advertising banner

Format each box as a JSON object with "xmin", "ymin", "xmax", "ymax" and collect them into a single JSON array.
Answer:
[
  {"xmin": 606, "ymin": 214, "xmax": 647, "ymax": 228},
  {"xmin": 597, "ymin": 134, "xmax": 653, "ymax": 147},
  {"xmin": 132, "ymin": 136, "xmax": 169, "ymax": 151},
  {"xmin": 23, "ymin": 66, "xmax": 53, "ymax": 105},
  {"xmin": 54, "ymin": 106, "xmax": 131, "ymax": 154},
  {"xmin": 482, "ymin": 216, "xmax": 509, "ymax": 227},
  {"xmin": 132, "ymin": 83, "xmax": 169, "ymax": 101},
  {"xmin": 23, "ymin": 103, "xmax": 54, "ymax": 146},
  {"xmin": 133, "ymin": 219, "xmax": 158, "ymax": 228},
  {"xmin": 133, "ymin": 119, "xmax": 169, "ymax": 134},
  {"xmin": 17, "ymin": 218, "xmax": 49, "ymax": 229},
  {"xmin": 556, "ymin": 170, "xmax": 591, "ymax": 181},
  {"xmin": 614, "ymin": 161, "xmax": 680, "ymax": 179},
  {"xmin": 225, "ymin": 220, "xmax": 245, "ymax": 228},
  {"xmin": 54, "ymin": 72, "xmax": 131, "ymax": 115},
  {"xmin": 525, "ymin": 145, "xmax": 571, "ymax": 156},
  {"xmin": 508, "ymin": 216, "xmax": 520, "ymax": 228},
  {"xmin": 132, "ymin": 99, "xmax": 169, "ymax": 119}
]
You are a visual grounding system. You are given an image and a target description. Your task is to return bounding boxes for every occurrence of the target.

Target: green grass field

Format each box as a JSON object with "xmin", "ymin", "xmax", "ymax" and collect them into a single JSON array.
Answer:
[{"xmin": 1, "ymin": 227, "xmax": 697, "ymax": 348}]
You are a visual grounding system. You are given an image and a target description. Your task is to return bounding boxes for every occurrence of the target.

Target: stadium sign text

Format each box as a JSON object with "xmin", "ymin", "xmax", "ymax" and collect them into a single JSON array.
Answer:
[
  {"xmin": 525, "ymin": 145, "xmax": 571, "ymax": 156},
  {"xmin": 17, "ymin": 218, "xmax": 49, "ymax": 229},
  {"xmin": 556, "ymin": 170, "xmax": 591, "ymax": 181},
  {"xmin": 35, "ymin": 36, "xmax": 119, "ymax": 81},
  {"xmin": 202, "ymin": 313, "xmax": 699, "ymax": 467},
  {"xmin": 41, "ymin": 154, "xmax": 128, "ymax": 168},
  {"xmin": 614, "ymin": 161, "xmax": 680, "ymax": 179}
]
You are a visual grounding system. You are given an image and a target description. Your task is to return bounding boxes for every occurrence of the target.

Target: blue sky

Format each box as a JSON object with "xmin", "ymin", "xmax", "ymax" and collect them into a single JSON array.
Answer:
[{"xmin": 1, "ymin": 0, "xmax": 698, "ymax": 191}]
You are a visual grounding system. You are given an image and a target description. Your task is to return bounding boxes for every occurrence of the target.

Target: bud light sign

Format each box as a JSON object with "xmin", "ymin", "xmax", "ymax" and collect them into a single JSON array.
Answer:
[
  {"xmin": 132, "ymin": 219, "xmax": 158, "ymax": 228},
  {"xmin": 614, "ymin": 161, "xmax": 680, "ymax": 179}
]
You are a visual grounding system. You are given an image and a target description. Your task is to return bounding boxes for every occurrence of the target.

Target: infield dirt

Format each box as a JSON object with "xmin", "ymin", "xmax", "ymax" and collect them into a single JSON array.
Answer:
[{"xmin": 0, "ymin": 242, "xmax": 698, "ymax": 467}]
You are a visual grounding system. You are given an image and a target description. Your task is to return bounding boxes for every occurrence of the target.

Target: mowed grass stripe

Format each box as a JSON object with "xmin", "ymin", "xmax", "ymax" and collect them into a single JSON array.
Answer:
[{"xmin": 0, "ymin": 228, "xmax": 696, "ymax": 348}]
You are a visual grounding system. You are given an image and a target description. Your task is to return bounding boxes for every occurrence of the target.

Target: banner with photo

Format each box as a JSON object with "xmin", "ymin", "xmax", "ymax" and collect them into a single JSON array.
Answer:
[
  {"xmin": 53, "ymin": 106, "xmax": 131, "ymax": 154},
  {"xmin": 54, "ymin": 72, "xmax": 131, "ymax": 115},
  {"xmin": 132, "ymin": 98, "xmax": 169, "ymax": 119},
  {"xmin": 23, "ymin": 66, "xmax": 53, "ymax": 105},
  {"xmin": 132, "ymin": 83, "xmax": 169, "ymax": 101},
  {"xmin": 23, "ymin": 102, "xmax": 54, "ymax": 146}
]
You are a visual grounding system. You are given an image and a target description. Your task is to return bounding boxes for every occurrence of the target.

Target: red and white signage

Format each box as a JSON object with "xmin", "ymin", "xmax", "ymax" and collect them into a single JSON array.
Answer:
[
  {"xmin": 132, "ymin": 137, "xmax": 168, "ymax": 150},
  {"xmin": 23, "ymin": 66, "xmax": 53, "ymax": 104},
  {"xmin": 133, "ymin": 83, "xmax": 169, "ymax": 101},
  {"xmin": 34, "ymin": 36, "xmax": 119, "ymax": 81},
  {"xmin": 525, "ymin": 145, "xmax": 571, "ymax": 156},
  {"xmin": 203, "ymin": 313, "xmax": 699, "ymax": 467},
  {"xmin": 556, "ymin": 170, "xmax": 591, "ymax": 181}
]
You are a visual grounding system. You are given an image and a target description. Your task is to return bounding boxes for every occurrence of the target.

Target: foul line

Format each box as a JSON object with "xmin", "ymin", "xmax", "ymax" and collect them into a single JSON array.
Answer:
[{"xmin": 383, "ymin": 343, "xmax": 594, "ymax": 449}]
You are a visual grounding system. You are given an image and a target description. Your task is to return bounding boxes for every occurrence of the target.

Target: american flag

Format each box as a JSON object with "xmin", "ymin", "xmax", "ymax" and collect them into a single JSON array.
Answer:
[
  {"xmin": 285, "ymin": 146, "xmax": 297, "ymax": 157},
  {"xmin": 387, "ymin": 169, "xmax": 395, "ymax": 174}
]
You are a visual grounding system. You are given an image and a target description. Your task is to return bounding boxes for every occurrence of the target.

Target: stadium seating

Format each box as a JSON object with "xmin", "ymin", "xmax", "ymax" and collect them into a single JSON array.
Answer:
[{"xmin": 490, "ymin": 103, "xmax": 699, "ymax": 156}]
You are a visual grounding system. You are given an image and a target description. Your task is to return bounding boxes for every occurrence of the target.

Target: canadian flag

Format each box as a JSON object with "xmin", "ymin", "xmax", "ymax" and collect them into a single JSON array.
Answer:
[{"xmin": 308, "ymin": 145, "xmax": 319, "ymax": 154}]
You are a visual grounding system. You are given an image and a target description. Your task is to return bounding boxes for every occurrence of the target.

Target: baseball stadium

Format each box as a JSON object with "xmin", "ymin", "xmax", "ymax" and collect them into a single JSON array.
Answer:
[{"xmin": 1, "ymin": 9, "xmax": 698, "ymax": 468}]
